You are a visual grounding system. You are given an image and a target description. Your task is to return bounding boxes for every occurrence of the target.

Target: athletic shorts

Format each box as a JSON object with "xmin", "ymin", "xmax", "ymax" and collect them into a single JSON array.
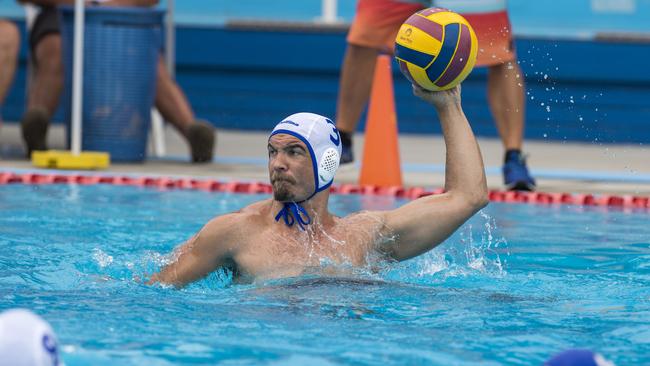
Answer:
[
  {"xmin": 347, "ymin": 0, "xmax": 515, "ymax": 66},
  {"xmin": 29, "ymin": 6, "xmax": 60, "ymax": 55}
]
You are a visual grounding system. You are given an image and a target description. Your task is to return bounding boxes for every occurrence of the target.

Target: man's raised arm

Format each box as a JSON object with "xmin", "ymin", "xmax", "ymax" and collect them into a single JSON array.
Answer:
[
  {"xmin": 147, "ymin": 213, "xmax": 240, "ymax": 288},
  {"xmin": 378, "ymin": 85, "xmax": 489, "ymax": 261}
]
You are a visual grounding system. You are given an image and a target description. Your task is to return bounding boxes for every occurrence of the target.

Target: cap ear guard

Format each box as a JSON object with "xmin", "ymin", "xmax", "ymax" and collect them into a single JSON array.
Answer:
[{"xmin": 318, "ymin": 147, "xmax": 340, "ymax": 187}]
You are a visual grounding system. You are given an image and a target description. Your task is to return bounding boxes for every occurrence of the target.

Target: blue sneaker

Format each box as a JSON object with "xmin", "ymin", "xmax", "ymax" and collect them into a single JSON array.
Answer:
[{"xmin": 503, "ymin": 150, "xmax": 536, "ymax": 191}]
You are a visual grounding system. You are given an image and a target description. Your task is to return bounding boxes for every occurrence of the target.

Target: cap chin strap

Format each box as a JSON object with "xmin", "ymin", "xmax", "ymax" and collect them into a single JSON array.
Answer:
[{"xmin": 275, "ymin": 201, "xmax": 312, "ymax": 231}]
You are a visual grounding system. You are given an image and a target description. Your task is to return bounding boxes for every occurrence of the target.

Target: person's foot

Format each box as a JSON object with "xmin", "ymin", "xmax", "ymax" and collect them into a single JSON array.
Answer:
[
  {"xmin": 21, "ymin": 108, "xmax": 50, "ymax": 158},
  {"xmin": 186, "ymin": 120, "xmax": 215, "ymax": 163},
  {"xmin": 339, "ymin": 130, "xmax": 354, "ymax": 164},
  {"xmin": 503, "ymin": 149, "xmax": 536, "ymax": 191}
]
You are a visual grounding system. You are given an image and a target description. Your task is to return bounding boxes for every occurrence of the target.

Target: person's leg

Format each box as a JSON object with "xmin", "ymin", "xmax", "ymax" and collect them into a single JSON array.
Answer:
[
  {"xmin": 154, "ymin": 57, "xmax": 193, "ymax": 135},
  {"xmin": 336, "ymin": 0, "xmax": 422, "ymax": 164},
  {"xmin": 21, "ymin": 7, "xmax": 65, "ymax": 156},
  {"xmin": 0, "ymin": 20, "xmax": 20, "ymax": 110},
  {"xmin": 154, "ymin": 57, "xmax": 215, "ymax": 163},
  {"xmin": 487, "ymin": 61, "xmax": 524, "ymax": 151},
  {"xmin": 27, "ymin": 34, "xmax": 63, "ymax": 115},
  {"xmin": 465, "ymin": 8, "xmax": 535, "ymax": 190},
  {"xmin": 335, "ymin": 44, "xmax": 378, "ymax": 163},
  {"xmin": 488, "ymin": 60, "xmax": 534, "ymax": 190},
  {"xmin": 22, "ymin": 33, "xmax": 64, "ymax": 156}
]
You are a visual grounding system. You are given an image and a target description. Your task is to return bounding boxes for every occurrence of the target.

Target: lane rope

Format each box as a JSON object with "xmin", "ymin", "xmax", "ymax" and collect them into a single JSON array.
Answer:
[{"xmin": 1, "ymin": 172, "xmax": 648, "ymax": 209}]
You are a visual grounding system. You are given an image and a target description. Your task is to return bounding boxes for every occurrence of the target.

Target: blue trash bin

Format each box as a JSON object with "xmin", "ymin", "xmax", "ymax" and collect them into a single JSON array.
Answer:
[{"xmin": 60, "ymin": 6, "xmax": 163, "ymax": 162}]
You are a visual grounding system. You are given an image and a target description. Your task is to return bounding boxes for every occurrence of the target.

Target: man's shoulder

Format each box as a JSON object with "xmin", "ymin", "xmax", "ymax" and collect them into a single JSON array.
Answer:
[
  {"xmin": 238, "ymin": 199, "xmax": 272, "ymax": 216},
  {"xmin": 339, "ymin": 210, "xmax": 386, "ymax": 226},
  {"xmin": 216, "ymin": 199, "xmax": 271, "ymax": 227},
  {"xmin": 200, "ymin": 199, "xmax": 271, "ymax": 242}
]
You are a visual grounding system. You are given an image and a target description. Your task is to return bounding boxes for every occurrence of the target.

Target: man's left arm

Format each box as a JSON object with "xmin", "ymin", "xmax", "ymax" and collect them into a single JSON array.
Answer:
[{"xmin": 375, "ymin": 85, "xmax": 489, "ymax": 261}]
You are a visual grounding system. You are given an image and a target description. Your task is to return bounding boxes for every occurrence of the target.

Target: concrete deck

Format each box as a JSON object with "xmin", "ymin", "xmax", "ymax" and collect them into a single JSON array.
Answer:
[{"xmin": 1, "ymin": 123, "xmax": 648, "ymax": 196}]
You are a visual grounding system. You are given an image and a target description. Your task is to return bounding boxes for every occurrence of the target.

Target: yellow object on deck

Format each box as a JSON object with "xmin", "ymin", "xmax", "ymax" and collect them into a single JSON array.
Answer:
[{"xmin": 31, "ymin": 150, "xmax": 110, "ymax": 170}]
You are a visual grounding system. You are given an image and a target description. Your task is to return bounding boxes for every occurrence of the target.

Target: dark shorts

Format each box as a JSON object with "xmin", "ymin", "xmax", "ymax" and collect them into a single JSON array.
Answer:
[{"xmin": 29, "ymin": 6, "xmax": 61, "ymax": 55}]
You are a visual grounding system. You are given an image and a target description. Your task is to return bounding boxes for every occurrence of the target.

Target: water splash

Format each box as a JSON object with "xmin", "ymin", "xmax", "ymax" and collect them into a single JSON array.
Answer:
[
  {"xmin": 91, "ymin": 248, "xmax": 113, "ymax": 268},
  {"xmin": 382, "ymin": 210, "xmax": 509, "ymax": 284}
]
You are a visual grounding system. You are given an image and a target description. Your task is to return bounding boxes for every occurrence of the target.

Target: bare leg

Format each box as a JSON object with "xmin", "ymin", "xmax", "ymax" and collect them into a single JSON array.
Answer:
[
  {"xmin": 487, "ymin": 61, "xmax": 525, "ymax": 151},
  {"xmin": 28, "ymin": 34, "xmax": 64, "ymax": 115},
  {"xmin": 154, "ymin": 57, "xmax": 194, "ymax": 137},
  {"xmin": 489, "ymin": 61, "xmax": 535, "ymax": 190},
  {"xmin": 0, "ymin": 20, "xmax": 20, "ymax": 109},
  {"xmin": 22, "ymin": 33, "xmax": 64, "ymax": 155},
  {"xmin": 335, "ymin": 44, "xmax": 379, "ymax": 134},
  {"xmin": 154, "ymin": 56, "xmax": 215, "ymax": 162}
]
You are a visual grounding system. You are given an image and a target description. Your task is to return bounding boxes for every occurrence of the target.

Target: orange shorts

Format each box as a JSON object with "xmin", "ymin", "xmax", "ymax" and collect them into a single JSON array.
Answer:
[{"xmin": 347, "ymin": 0, "xmax": 515, "ymax": 66}]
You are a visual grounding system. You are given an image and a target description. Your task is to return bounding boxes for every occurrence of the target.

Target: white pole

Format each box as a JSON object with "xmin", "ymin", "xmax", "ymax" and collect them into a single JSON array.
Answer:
[
  {"xmin": 71, "ymin": 0, "xmax": 85, "ymax": 155},
  {"xmin": 321, "ymin": 0, "xmax": 338, "ymax": 23},
  {"xmin": 150, "ymin": 108, "xmax": 165, "ymax": 156},
  {"xmin": 151, "ymin": 0, "xmax": 174, "ymax": 157}
]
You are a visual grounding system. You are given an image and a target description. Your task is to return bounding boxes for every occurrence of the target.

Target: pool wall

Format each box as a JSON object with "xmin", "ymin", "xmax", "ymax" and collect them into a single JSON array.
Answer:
[{"xmin": 1, "ymin": 1, "xmax": 649, "ymax": 143}]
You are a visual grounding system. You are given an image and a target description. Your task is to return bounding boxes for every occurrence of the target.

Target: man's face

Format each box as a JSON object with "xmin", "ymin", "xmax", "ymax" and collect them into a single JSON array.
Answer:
[{"xmin": 268, "ymin": 134, "xmax": 315, "ymax": 202}]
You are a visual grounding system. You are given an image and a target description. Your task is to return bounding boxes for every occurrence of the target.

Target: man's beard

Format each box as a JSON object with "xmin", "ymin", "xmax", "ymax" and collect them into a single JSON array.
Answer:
[{"xmin": 272, "ymin": 177, "xmax": 297, "ymax": 202}]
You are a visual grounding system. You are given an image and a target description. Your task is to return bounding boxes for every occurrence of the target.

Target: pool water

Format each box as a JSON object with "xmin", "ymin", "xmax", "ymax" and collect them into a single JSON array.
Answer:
[{"xmin": 1, "ymin": 184, "xmax": 648, "ymax": 365}]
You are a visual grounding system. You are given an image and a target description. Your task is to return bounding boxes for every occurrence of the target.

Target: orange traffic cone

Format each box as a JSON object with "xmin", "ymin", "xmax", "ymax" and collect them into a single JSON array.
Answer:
[{"xmin": 359, "ymin": 54, "xmax": 402, "ymax": 187}]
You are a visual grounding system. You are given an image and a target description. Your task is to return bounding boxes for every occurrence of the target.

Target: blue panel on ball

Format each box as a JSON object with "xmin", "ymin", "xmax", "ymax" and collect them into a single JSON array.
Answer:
[
  {"xmin": 395, "ymin": 43, "xmax": 434, "ymax": 69},
  {"xmin": 425, "ymin": 23, "xmax": 460, "ymax": 84}
]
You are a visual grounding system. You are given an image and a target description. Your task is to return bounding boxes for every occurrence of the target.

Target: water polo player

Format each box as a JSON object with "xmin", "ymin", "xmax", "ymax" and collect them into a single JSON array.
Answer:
[{"xmin": 149, "ymin": 85, "xmax": 488, "ymax": 286}]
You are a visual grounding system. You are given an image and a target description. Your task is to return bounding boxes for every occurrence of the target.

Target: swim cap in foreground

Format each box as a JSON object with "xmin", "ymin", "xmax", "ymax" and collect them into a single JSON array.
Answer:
[
  {"xmin": 545, "ymin": 349, "xmax": 615, "ymax": 366},
  {"xmin": 270, "ymin": 113, "xmax": 342, "ymax": 230},
  {"xmin": 0, "ymin": 308, "xmax": 63, "ymax": 366}
]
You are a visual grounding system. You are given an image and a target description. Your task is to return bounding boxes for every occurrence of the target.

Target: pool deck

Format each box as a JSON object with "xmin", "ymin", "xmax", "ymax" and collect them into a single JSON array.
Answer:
[{"xmin": 1, "ymin": 123, "xmax": 649, "ymax": 196}]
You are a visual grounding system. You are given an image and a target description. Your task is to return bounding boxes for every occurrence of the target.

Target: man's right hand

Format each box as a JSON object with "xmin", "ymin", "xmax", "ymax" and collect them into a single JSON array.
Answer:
[{"xmin": 412, "ymin": 84, "xmax": 462, "ymax": 111}]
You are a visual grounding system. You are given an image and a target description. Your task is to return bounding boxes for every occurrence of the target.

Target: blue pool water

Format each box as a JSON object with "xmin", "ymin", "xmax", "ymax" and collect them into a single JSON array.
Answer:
[{"xmin": 1, "ymin": 184, "xmax": 649, "ymax": 365}]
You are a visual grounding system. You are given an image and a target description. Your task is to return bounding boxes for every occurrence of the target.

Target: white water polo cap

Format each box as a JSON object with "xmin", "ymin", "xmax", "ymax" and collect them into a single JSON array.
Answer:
[
  {"xmin": 269, "ymin": 113, "xmax": 342, "ymax": 230},
  {"xmin": 270, "ymin": 112, "xmax": 342, "ymax": 195},
  {"xmin": 0, "ymin": 309, "xmax": 63, "ymax": 366}
]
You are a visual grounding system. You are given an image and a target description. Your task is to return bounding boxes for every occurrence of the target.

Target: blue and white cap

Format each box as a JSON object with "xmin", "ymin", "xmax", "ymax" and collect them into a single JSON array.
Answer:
[
  {"xmin": 545, "ymin": 349, "xmax": 616, "ymax": 366},
  {"xmin": 0, "ymin": 309, "xmax": 63, "ymax": 366},
  {"xmin": 270, "ymin": 112, "xmax": 342, "ymax": 196},
  {"xmin": 269, "ymin": 112, "xmax": 342, "ymax": 230}
]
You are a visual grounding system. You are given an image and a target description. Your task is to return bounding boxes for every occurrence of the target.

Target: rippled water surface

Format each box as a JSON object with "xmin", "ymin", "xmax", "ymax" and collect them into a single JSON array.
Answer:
[{"xmin": 1, "ymin": 184, "xmax": 648, "ymax": 365}]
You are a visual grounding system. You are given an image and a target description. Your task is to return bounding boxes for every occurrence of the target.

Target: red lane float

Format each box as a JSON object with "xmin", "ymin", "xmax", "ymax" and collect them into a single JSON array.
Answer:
[{"xmin": 0, "ymin": 171, "xmax": 648, "ymax": 209}]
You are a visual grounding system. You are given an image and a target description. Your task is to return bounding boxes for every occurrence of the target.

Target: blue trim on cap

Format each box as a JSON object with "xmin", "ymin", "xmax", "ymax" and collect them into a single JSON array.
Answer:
[
  {"xmin": 317, "ymin": 179, "xmax": 333, "ymax": 194},
  {"xmin": 270, "ymin": 129, "xmax": 319, "ymax": 199}
]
